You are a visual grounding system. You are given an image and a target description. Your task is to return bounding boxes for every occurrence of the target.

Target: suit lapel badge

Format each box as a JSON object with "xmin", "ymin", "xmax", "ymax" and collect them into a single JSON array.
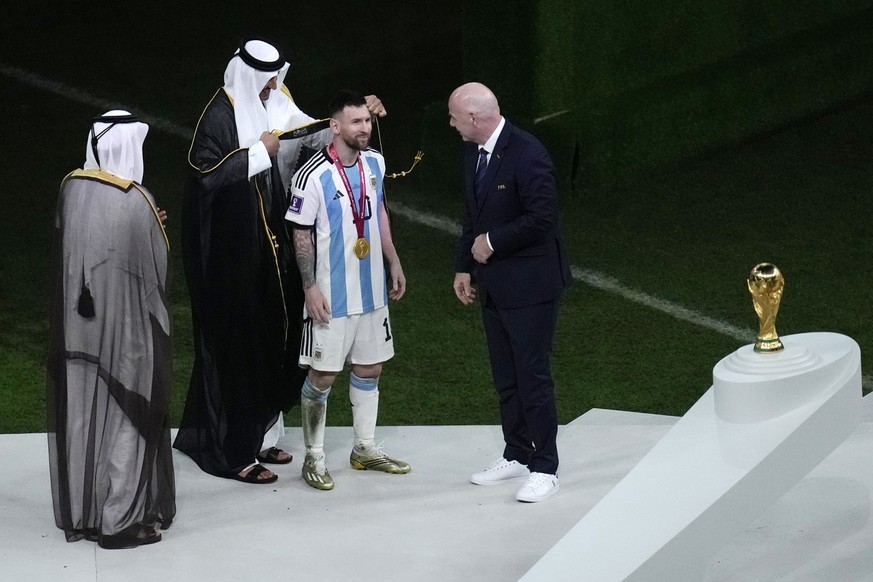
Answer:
[{"xmin": 497, "ymin": 184, "xmax": 506, "ymax": 190}]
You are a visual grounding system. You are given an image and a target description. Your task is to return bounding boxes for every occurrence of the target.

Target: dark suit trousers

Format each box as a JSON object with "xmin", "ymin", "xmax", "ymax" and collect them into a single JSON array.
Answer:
[{"xmin": 482, "ymin": 297, "xmax": 560, "ymax": 475}]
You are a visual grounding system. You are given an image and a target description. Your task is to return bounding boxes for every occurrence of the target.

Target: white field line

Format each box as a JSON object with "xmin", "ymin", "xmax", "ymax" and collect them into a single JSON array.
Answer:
[
  {"xmin": 533, "ymin": 109, "xmax": 571, "ymax": 124},
  {"xmin": 0, "ymin": 63, "xmax": 193, "ymax": 141},
  {"xmin": 387, "ymin": 208, "xmax": 873, "ymax": 393},
  {"xmin": 390, "ymin": 203, "xmax": 754, "ymax": 343},
  {"xmin": 6, "ymin": 63, "xmax": 869, "ymax": 392}
]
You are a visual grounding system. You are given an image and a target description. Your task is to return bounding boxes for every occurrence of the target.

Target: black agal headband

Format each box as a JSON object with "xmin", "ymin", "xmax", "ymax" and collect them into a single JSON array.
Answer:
[
  {"xmin": 238, "ymin": 36, "xmax": 286, "ymax": 72},
  {"xmin": 90, "ymin": 112, "xmax": 141, "ymax": 167}
]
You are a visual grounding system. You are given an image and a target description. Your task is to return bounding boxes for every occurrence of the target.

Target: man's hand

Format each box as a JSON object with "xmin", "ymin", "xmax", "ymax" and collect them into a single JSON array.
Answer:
[
  {"xmin": 471, "ymin": 234, "xmax": 493, "ymax": 264},
  {"xmin": 364, "ymin": 95, "xmax": 388, "ymax": 118},
  {"xmin": 304, "ymin": 286, "xmax": 331, "ymax": 324},
  {"xmin": 260, "ymin": 131, "xmax": 280, "ymax": 157},
  {"xmin": 453, "ymin": 272, "xmax": 476, "ymax": 305},
  {"xmin": 156, "ymin": 207, "xmax": 168, "ymax": 223},
  {"xmin": 388, "ymin": 260, "xmax": 406, "ymax": 301}
]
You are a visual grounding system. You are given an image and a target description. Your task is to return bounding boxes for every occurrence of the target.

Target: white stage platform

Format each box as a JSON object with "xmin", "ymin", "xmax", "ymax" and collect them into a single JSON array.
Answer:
[{"xmin": 3, "ymin": 396, "xmax": 871, "ymax": 582}]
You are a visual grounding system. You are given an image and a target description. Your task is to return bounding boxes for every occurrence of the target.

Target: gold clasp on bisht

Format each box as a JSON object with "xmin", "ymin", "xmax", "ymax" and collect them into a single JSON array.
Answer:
[
  {"xmin": 373, "ymin": 116, "xmax": 424, "ymax": 179},
  {"xmin": 385, "ymin": 151, "xmax": 424, "ymax": 179}
]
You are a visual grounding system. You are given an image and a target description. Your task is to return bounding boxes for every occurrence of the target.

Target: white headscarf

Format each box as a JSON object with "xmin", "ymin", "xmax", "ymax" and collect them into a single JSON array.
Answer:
[
  {"xmin": 83, "ymin": 110, "xmax": 149, "ymax": 183},
  {"xmin": 223, "ymin": 38, "xmax": 290, "ymax": 149}
]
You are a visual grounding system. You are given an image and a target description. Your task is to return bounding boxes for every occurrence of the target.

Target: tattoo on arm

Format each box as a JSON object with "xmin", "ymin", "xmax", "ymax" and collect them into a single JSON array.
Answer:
[{"xmin": 293, "ymin": 227, "xmax": 316, "ymax": 289}]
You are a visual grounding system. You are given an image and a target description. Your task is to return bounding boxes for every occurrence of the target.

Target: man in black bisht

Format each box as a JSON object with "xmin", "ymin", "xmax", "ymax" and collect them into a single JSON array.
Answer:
[{"xmin": 175, "ymin": 38, "xmax": 311, "ymax": 484}]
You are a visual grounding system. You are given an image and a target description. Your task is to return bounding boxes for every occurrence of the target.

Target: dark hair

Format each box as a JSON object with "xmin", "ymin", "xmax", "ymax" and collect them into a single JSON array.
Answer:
[{"xmin": 328, "ymin": 89, "xmax": 367, "ymax": 118}]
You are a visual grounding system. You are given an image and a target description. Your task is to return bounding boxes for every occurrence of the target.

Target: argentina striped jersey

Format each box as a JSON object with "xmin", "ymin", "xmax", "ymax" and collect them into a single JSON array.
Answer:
[{"xmin": 285, "ymin": 147, "xmax": 387, "ymax": 318}]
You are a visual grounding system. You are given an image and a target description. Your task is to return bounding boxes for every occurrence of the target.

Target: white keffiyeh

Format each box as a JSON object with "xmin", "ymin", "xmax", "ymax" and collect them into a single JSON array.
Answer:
[
  {"xmin": 83, "ymin": 110, "xmax": 148, "ymax": 183},
  {"xmin": 223, "ymin": 39, "xmax": 290, "ymax": 148}
]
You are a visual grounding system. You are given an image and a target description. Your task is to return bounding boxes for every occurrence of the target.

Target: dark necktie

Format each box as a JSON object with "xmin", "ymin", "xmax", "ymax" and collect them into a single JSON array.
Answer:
[{"xmin": 474, "ymin": 147, "xmax": 488, "ymax": 194}]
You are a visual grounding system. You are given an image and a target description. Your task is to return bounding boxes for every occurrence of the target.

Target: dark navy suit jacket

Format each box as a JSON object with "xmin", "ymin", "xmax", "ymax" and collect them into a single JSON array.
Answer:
[{"xmin": 454, "ymin": 120, "xmax": 571, "ymax": 308}]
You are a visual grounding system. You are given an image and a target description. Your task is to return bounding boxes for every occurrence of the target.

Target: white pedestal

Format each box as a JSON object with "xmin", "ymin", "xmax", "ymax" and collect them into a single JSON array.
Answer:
[{"xmin": 521, "ymin": 332, "xmax": 862, "ymax": 582}]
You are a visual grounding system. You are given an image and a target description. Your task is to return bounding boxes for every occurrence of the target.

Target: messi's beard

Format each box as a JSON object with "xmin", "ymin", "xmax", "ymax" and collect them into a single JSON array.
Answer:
[{"xmin": 343, "ymin": 133, "xmax": 370, "ymax": 152}]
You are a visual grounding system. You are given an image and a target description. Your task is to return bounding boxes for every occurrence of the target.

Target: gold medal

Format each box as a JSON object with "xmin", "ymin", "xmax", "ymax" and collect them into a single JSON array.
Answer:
[{"xmin": 354, "ymin": 237, "xmax": 370, "ymax": 259}]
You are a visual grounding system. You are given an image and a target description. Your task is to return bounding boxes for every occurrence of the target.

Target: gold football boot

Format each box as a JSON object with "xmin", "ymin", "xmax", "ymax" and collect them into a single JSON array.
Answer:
[
  {"xmin": 349, "ymin": 445, "xmax": 411, "ymax": 474},
  {"xmin": 302, "ymin": 455, "xmax": 334, "ymax": 490}
]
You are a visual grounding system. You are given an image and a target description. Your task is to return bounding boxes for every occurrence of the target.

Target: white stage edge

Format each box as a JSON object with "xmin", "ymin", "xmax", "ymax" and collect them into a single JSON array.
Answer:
[
  {"xmin": 2, "ymin": 394, "xmax": 871, "ymax": 581},
  {"xmin": 523, "ymin": 333, "xmax": 863, "ymax": 582}
]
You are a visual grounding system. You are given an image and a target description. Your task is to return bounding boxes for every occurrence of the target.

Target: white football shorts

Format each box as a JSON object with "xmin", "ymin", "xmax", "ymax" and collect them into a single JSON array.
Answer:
[{"xmin": 299, "ymin": 305, "xmax": 395, "ymax": 371}]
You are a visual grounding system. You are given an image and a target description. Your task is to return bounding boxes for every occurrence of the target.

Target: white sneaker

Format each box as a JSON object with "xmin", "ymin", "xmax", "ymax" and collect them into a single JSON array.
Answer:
[
  {"xmin": 471, "ymin": 458, "xmax": 530, "ymax": 486},
  {"xmin": 516, "ymin": 472, "xmax": 559, "ymax": 502}
]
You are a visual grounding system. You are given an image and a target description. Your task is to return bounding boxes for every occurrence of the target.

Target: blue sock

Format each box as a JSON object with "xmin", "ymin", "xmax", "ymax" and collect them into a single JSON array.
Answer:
[
  {"xmin": 350, "ymin": 372, "xmax": 378, "ymax": 392},
  {"xmin": 302, "ymin": 377, "xmax": 331, "ymax": 402}
]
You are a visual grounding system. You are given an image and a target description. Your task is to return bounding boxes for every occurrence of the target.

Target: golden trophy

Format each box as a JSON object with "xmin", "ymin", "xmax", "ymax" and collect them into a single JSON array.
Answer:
[{"xmin": 747, "ymin": 263, "xmax": 785, "ymax": 353}]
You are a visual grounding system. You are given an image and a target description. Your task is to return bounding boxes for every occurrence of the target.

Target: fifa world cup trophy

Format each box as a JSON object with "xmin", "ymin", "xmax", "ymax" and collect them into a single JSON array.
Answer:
[{"xmin": 747, "ymin": 263, "xmax": 785, "ymax": 353}]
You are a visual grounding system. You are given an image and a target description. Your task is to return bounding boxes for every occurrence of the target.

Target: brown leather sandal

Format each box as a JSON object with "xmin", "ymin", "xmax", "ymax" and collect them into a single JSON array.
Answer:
[
  {"xmin": 231, "ymin": 463, "xmax": 278, "ymax": 484},
  {"xmin": 257, "ymin": 447, "xmax": 293, "ymax": 465}
]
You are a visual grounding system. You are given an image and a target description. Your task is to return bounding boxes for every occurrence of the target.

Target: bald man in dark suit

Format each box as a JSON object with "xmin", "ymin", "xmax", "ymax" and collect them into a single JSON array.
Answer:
[{"xmin": 450, "ymin": 82, "xmax": 571, "ymax": 503}]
